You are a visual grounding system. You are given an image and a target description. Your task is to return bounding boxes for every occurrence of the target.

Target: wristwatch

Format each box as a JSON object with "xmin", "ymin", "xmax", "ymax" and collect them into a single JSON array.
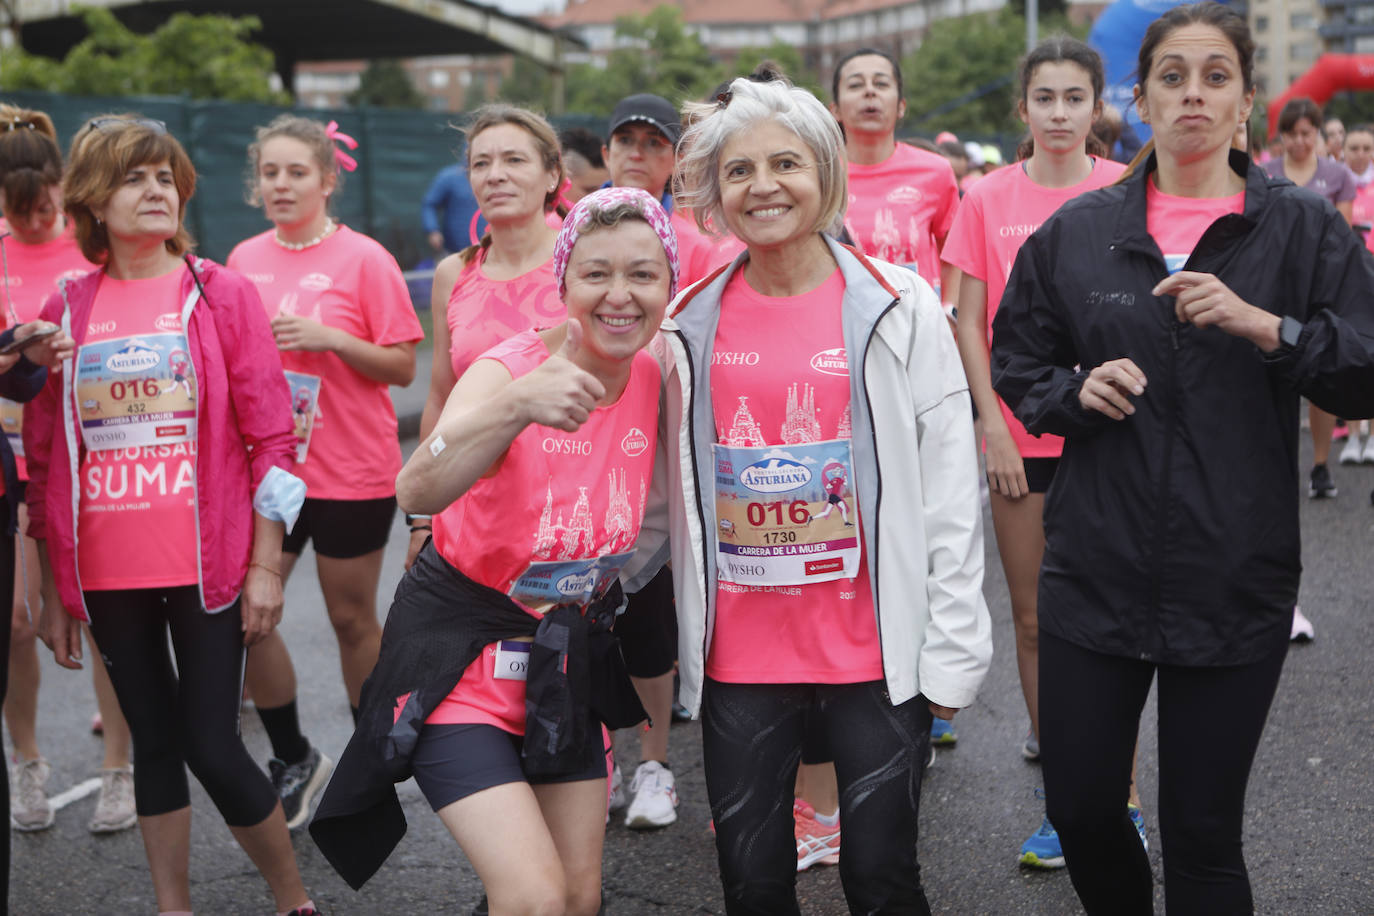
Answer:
[{"xmin": 1279, "ymin": 316, "xmax": 1304, "ymax": 349}]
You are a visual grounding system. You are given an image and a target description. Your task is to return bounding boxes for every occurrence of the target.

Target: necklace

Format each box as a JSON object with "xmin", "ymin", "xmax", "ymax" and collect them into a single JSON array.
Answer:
[{"xmin": 273, "ymin": 218, "xmax": 336, "ymax": 251}]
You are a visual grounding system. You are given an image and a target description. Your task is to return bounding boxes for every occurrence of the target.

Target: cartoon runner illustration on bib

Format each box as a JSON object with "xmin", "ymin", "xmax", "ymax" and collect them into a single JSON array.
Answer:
[
  {"xmin": 809, "ymin": 458, "xmax": 853, "ymax": 526},
  {"xmin": 163, "ymin": 348, "xmax": 194, "ymax": 400}
]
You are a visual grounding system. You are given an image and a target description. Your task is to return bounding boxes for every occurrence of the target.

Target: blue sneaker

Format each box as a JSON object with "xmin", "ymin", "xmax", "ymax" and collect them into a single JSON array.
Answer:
[
  {"xmin": 1019, "ymin": 816, "xmax": 1066, "ymax": 869},
  {"xmin": 1128, "ymin": 803, "xmax": 1148, "ymax": 852},
  {"xmin": 930, "ymin": 717, "xmax": 957, "ymax": 746}
]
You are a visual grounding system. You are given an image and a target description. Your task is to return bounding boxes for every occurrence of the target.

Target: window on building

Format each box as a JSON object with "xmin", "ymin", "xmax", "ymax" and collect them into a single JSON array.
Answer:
[
  {"xmin": 1356, "ymin": 5, "xmax": 1374, "ymax": 24},
  {"xmin": 1256, "ymin": 45, "xmax": 1269, "ymax": 62},
  {"xmin": 1290, "ymin": 40, "xmax": 1315, "ymax": 61},
  {"xmin": 1290, "ymin": 12, "xmax": 1314, "ymax": 30},
  {"xmin": 1255, "ymin": 15, "xmax": 1268, "ymax": 32}
]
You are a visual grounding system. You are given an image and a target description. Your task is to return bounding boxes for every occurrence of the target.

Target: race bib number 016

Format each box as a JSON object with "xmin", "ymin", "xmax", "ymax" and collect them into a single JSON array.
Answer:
[
  {"xmin": 76, "ymin": 333, "xmax": 196, "ymax": 451},
  {"xmin": 714, "ymin": 439, "xmax": 860, "ymax": 587},
  {"xmin": 284, "ymin": 370, "xmax": 322, "ymax": 464}
]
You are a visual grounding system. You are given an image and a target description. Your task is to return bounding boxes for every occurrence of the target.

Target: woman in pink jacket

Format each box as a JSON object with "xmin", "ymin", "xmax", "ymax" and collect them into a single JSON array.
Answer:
[{"xmin": 25, "ymin": 115, "xmax": 320, "ymax": 916}]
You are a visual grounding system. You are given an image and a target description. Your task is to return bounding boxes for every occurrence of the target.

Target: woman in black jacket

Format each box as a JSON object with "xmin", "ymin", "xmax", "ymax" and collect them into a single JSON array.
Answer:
[{"xmin": 990, "ymin": 4, "xmax": 1374, "ymax": 914}]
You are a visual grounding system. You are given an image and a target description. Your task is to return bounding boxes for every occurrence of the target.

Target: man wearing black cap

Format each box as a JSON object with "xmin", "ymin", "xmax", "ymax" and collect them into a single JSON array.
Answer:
[
  {"xmin": 600, "ymin": 91, "xmax": 685, "ymax": 834},
  {"xmin": 601, "ymin": 93, "xmax": 681, "ymax": 212}
]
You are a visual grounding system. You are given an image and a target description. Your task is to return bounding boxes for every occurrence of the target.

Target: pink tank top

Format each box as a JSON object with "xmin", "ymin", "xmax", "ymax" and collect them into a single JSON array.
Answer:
[
  {"xmin": 428, "ymin": 330, "xmax": 661, "ymax": 733},
  {"xmin": 446, "ymin": 253, "xmax": 565, "ymax": 382}
]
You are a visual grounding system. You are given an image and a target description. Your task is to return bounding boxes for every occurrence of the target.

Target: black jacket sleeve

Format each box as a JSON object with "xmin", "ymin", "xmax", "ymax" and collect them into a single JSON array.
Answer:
[
  {"xmin": 991, "ymin": 225, "xmax": 1114, "ymax": 438},
  {"xmin": 0, "ymin": 328, "xmax": 47, "ymax": 404},
  {"xmin": 1264, "ymin": 209, "xmax": 1374, "ymax": 419}
]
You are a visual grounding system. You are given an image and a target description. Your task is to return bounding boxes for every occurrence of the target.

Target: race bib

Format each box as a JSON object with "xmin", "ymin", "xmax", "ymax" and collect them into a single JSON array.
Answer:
[
  {"xmin": 493, "ymin": 640, "xmax": 531, "ymax": 681},
  {"xmin": 1164, "ymin": 254, "xmax": 1189, "ymax": 275},
  {"xmin": 508, "ymin": 550, "xmax": 633, "ymax": 614},
  {"xmin": 284, "ymin": 370, "xmax": 322, "ymax": 463},
  {"xmin": 76, "ymin": 333, "xmax": 196, "ymax": 451},
  {"xmin": 0, "ymin": 398, "xmax": 22, "ymax": 458},
  {"xmin": 714, "ymin": 439, "xmax": 861, "ymax": 587}
]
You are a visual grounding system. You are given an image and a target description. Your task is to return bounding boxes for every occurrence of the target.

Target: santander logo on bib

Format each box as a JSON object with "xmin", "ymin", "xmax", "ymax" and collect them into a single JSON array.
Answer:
[
  {"xmin": 106, "ymin": 339, "xmax": 161, "ymax": 373},
  {"xmin": 621, "ymin": 427, "xmax": 649, "ymax": 457},
  {"xmin": 810, "ymin": 348, "xmax": 848, "ymax": 376},
  {"xmin": 299, "ymin": 273, "xmax": 332, "ymax": 292}
]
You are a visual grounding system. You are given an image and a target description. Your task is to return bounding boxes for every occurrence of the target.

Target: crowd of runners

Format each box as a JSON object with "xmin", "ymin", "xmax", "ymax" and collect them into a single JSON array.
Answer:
[{"xmin": 0, "ymin": 1, "xmax": 1371, "ymax": 913}]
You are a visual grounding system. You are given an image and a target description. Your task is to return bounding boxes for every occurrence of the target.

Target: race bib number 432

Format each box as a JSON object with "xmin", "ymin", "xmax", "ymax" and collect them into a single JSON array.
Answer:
[{"xmin": 713, "ymin": 439, "xmax": 860, "ymax": 587}]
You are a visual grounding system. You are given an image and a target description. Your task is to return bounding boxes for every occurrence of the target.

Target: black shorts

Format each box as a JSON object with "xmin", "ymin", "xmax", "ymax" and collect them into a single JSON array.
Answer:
[
  {"xmin": 615, "ymin": 565, "xmax": 677, "ymax": 679},
  {"xmin": 1023, "ymin": 457, "xmax": 1060, "ymax": 495},
  {"xmin": 412, "ymin": 722, "xmax": 610, "ymax": 812},
  {"xmin": 826, "ymin": 493, "xmax": 842, "ymax": 506},
  {"xmin": 281, "ymin": 496, "xmax": 396, "ymax": 559}
]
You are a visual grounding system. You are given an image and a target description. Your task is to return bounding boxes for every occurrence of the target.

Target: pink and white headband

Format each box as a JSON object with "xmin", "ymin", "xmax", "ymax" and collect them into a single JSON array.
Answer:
[{"xmin": 552, "ymin": 187, "xmax": 680, "ymax": 300}]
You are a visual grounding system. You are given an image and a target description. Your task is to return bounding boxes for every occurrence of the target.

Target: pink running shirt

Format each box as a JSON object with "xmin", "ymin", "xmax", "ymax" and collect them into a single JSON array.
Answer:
[
  {"xmin": 942, "ymin": 158, "xmax": 1125, "ymax": 458},
  {"xmin": 0, "ymin": 226, "xmax": 94, "ymax": 479},
  {"xmin": 707, "ymin": 268, "xmax": 883, "ymax": 685},
  {"xmin": 1145, "ymin": 178, "xmax": 1245, "ymax": 274},
  {"xmin": 76, "ymin": 268, "xmax": 199, "ymax": 591},
  {"xmin": 845, "ymin": 143, "xmax": 959, "ymax": 290},
  {"xmin": 445, "ymin": 252, "xmax": 565, "ymax": 382},
  {"xmin": 671, "ymin": 209, "xmax": 745, "ymax": 290},
  {"xmin": 227, "ymin": 226, "xmax": 422, "ymax": 500},
  {"xmin": 427, "ymin": 330, "xmax": 661, "ymax": 733},
  {"xmin": 1353, "ymin": 183, "xmax": 1374, "ymax": 227}
]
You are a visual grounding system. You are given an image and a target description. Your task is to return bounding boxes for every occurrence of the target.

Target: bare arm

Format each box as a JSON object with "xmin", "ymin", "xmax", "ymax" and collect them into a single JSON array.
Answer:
[
  {"xmin": 954, "ymin": 273, "xmax": 1030, "ymax": 498},
  {"xmin": 36, "ymin": 545, "xmax": 82, "ymax": 669},
  {"xmin": 420, "ymin": 254, "xmax": 464, "ymax": 442},
  {"xmin": 397, "ymin": 321, "xmax": 604, "ymax": 516},
  {"xmin": 269, "ymin": 316, "xmax": 416, "ymax": 386},
  {"xmin": 240, "ymin": 512, "xmax": 286, "ymax": 646}
]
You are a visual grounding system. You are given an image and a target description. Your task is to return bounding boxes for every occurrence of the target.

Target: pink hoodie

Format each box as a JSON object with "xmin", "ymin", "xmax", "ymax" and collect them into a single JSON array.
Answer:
[{"xmin": 24, "ymin": 259, "xmax": 297, "ymax": 620}]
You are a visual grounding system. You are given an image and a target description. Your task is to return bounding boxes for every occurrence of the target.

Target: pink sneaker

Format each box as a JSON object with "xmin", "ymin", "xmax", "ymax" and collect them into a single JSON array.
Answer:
[{"xmin": 794, "ymin": 799, "xmax": 841, "ymax": 871}]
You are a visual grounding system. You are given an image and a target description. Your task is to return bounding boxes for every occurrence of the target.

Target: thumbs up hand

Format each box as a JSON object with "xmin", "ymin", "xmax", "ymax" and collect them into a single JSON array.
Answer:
[{"xmin": 512, "ymin": 319, "xmax": 607, "ymax": 432}]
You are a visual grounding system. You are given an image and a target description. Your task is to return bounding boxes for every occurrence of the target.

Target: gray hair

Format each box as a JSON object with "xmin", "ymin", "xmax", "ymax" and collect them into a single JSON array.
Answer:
[{"xmin": 675, "ymin": 78, "xmax": 846, "ymax": 239}]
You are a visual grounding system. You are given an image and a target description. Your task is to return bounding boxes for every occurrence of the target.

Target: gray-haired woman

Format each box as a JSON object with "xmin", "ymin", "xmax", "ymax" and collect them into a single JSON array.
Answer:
[{"xmin": 628, "ymin": 76, "xmax": 993, "ymax": 914}]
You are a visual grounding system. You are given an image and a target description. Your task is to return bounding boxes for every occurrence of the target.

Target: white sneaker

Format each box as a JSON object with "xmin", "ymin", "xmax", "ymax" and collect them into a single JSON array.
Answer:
[
  {"xmin": 624, "ymin": 760, "xmax": 678, "ymax": 829},
  {"xmin": 89, "ymin": 766, "xmax": 137, "ymax": 833},
  {"xmin": 10, "ymin": 757, "xmax": 53, "ymax": 831},
  {"xmin": 1339, "ymin": 435, "xmax": 1363, "ymax": 465},
  {"xmin": 608, "ymin": 763, "xmax": 628, "ymax": 813},
  {"xmin": 1291, "ymin": 605, "xmax": 1315, "ymax": 642},
  {"xmin": 1361, "ymin": 437, "xmax": 1374, "ymax": 464}
]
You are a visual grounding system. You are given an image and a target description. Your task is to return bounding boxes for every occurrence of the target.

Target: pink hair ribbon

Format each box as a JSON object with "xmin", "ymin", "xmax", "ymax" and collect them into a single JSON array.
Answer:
[{"xmin": 324, "ymin": 120, "xmax": 359, "ymax": 173}]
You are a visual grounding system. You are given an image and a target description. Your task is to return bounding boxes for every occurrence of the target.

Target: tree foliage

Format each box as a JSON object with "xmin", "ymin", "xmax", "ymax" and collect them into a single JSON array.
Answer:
[
  {"xmin": 902, "ymin": 8, "xmax": 1083, "ymax": 136},
  {"xmin": 348, "ymin": 59, "xmax": 427, "ymax": 109},
  {"xmin": 502, "ymin": 7, "xmax": 724, "ymax": 119},
  {"xmin": 0, "ymin": 8, "xmax": 289, "ymax": 103},
  {"xmin": 729, "ymin": 41, "xmax": 824, "ymax": 100}
]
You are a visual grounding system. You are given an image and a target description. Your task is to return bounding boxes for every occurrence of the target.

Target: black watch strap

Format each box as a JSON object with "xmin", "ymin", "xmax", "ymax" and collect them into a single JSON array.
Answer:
[{"xmin": 1279, "ymin": 316, "xmax": 1303, "ymax": 349}]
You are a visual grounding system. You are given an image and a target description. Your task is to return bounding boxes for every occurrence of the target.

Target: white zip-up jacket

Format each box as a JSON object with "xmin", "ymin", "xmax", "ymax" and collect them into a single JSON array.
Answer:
[{"xmin": 626, "ymin": 236, "xmax": 992, "ymax": 717}]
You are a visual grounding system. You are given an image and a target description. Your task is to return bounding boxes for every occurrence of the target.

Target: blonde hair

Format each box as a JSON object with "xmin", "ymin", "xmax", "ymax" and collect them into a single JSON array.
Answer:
[
  {"xmin": 244, "ymin": 114, "xmax": 344, "ymax": 208},
  {"xmin": 676, "ymin": 78, "xmax": 846, "ymax": 239}
]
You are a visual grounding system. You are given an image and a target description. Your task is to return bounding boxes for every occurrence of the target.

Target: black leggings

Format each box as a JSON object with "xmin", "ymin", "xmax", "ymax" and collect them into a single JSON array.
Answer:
[
  {"xmin": 85, "ymin": 586, "xmax": 278, "ymax": 827},
  {"xmin": 701, "ymin": 678, "xmax": 932, "ymax": 916},
  {"xmin": 1039, "ymin": 629, "xmax": 1288, "ymax": 916}
]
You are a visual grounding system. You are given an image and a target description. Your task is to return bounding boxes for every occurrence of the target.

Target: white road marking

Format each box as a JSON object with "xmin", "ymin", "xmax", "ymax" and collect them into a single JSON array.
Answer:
[{"xmin": 48, "ymin": 777, "xmax": 101, "ymax": 811}]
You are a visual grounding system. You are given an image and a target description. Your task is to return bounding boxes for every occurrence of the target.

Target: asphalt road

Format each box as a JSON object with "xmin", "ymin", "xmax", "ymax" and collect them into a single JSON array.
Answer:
[{"xmin": 8, "ymin": 432, "xmax": 1374, "ymax": 915}]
